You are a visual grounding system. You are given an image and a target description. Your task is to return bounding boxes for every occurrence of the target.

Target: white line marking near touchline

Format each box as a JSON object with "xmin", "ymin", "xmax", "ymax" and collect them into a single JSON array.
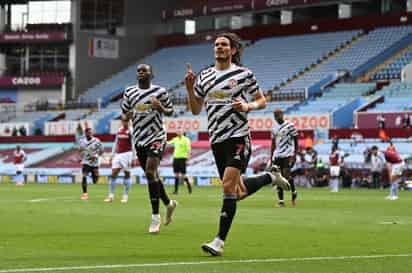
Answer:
[
  {"xmin": 26, "ymin": 196, "xmax": 76, "ymax": 203},
  {"xmin": 27, "ymin": 198, "xmax": 49, "ymax": 202},
  {"xmin": 0, "ymin": 253, "xmax": 411, "ymax": 273}
]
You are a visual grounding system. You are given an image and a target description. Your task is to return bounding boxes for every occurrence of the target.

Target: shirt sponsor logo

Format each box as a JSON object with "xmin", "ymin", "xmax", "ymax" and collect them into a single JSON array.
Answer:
[
  {"xmin": 135, "ymin": 104, "xmax": 151, "ymax": 113},
  {"xmin": 208, "ymin": 90, "xmax": 231, "ymax": 99}
]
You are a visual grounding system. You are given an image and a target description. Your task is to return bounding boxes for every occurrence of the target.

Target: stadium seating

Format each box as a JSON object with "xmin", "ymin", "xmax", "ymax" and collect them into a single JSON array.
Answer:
[
  {"xmin": 372, "ymin": 46, "xmax": 412, "ymax": 80},
  {"xmin": 369, "ymin": 81, "xmax": 412, "ymax": 112},
  {"xmin": 286, "ymin": 26, "xmax": 412, "ymax": 91},
  {"xmin": 251, "ymin": 100, "xmax": 300, "ymax": 115},
  {"xmin": 289, "ymin": 83, "xmax": 375, "ymax": 114},
  {"xmin": 7, "ymin": 112, "xmax": 59, "ymax": 134},
  {"xmin": 80, "ymin": 26, "xmax": 411, "ymax": 109},
  {"xmin": 62, "ymin": 110, "xmax": 90, "ymax": 121},
  {"xmin": 5, "ymin": 26, "xmax": 412, "ymax": 133},
  {"xmin": 0, "ymin": 144, "xmax": 70, "ymax": 173},
  {"xmin": 86, "ymin": 111, "xmax": 119, "ymax": 134},
  {"xmin": 81, "ymin": 43, "xmax": 212, "ymax": 103},
  {"xmin": 81, "ymin": 31, "xmax": 360, "ymax": 105},
  {"xmin": 242, "ymin": 30, "xmax": 361, "ymax": 91},
  {"xmin": 313, "ymin": 138, "xmax": 411, "ymax": 169}
]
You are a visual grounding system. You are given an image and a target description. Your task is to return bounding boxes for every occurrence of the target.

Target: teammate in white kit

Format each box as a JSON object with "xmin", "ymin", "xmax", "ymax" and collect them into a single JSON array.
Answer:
[
  {"xmin": 104, "ymin": 117, "xmax": 134, "ymax": 203},
  {"xmin": 121, "ymin": 63, "xmax": 177, "ymax": 234},
  {"xmin": 271, "ymin": 108, "xmax": 299, "ymax": 207},
  {"xmin": 14, "ymin": 145, "xmax": 26, "ymax": 186},
  {"xmin": 79, "ymin": 128, "xmax": 104, "ymax": 200}
]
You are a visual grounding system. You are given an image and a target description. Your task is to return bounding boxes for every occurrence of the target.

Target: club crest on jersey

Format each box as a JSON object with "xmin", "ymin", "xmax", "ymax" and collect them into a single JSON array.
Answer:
[{"xmin": 228, "ymin": 79, "xmax": 238, "ymax": 88}]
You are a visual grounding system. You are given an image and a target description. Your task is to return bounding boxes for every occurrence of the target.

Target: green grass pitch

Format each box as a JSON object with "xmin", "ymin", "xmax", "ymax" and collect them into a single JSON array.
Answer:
[{"xmin": 0, "ymin": 183, "xmax": 411, "ymax": 273}]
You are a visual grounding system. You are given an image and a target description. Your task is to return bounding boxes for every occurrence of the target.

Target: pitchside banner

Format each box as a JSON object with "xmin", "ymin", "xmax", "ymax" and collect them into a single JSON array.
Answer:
[
  {"xmin": 356, "ymin": 111, "xmax": 412, "ymax": 129},
  {"xmin": 44, "ymin": 120, "xmax": 96, "ymax": 136},
  {"xmin": 110, "ymin": 113, "xmax": 330, "ymax": 133},
  {"xmin": 0, "ymin": 122, "xmax": 30, "ymax": 136}
]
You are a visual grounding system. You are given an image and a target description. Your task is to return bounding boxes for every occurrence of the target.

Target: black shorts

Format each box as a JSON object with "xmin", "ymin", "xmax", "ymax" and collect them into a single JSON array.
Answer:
[
  {"xmin": 82, "ymin": 164, "xmax": 99, "ymax": 177},
  {"xmin": 273, "ymin": 157, "xmax": 292, "ymax": 178},
  {"xmin": 212, "ymin": 136, "xmax": 251, "ymax": 180},
  {"xmin": 135, "ymin": 140, "xmax": 166, "ymax": 172},
  {"xmin": 173, "ymin": 158, "xmax": 187, "ymax": 174}
]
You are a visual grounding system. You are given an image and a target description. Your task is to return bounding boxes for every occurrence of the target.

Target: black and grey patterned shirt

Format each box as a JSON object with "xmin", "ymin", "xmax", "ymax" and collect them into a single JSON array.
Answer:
[
  {"xmin": 121, "ymin": 84, "xmax": 173, "ymax": 147},
  {"xmin": 194, "ymin": 64, "xmax": 259, "ymax": 144},
  {"xmin": 79, "ymin": 136, "xmax": 103, "ymax": 167},
  {"xmin": 271, "ymin": 121, "xmax": 298, "ymax": 159}
]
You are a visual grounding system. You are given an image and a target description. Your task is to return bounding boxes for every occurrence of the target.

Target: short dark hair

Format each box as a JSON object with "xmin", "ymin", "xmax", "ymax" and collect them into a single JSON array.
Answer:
[
  {"xmin": 273, "ymin": 108, "xmax": 283, "ymax": 115},
  {"xmin": 371, "ymin": 145, "xmax": 378, "ymax": 150},
  {"xmin": 216, "ymin": 32, "xmax": 243, "ymax": 66}
]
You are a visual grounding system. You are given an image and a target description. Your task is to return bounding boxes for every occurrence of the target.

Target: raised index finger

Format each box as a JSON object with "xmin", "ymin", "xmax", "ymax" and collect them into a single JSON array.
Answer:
[{"xmin": 186, "ymin": 63, "xmax": 193, "ymax": 73}]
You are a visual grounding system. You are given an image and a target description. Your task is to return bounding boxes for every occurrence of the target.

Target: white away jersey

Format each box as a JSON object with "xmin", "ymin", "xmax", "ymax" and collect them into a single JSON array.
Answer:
[
  {"xmin": 271, "ymin": 120, "xmax": 298, "ymax": 159},
  {"xmin": 79, "ymin": 136, "xmax": 103, "ymax": 167},
  {"xmin": 194, "ymin": 64, "xmax": 259, "ymax": 144},
  {"xmin": 121, "ymin": 84, "xmax": 173, "ymax": 147}
]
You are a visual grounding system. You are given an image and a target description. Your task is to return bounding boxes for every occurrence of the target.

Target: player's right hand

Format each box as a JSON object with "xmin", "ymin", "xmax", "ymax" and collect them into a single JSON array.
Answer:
[{"xmin": 185, "ymin": 63, "xmax": 196, "ymax": 91}]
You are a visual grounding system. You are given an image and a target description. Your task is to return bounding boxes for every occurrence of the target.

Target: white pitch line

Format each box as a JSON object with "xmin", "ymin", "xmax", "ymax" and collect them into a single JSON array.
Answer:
[
  {"xmin": 0, "ymin": 196, "xmax": 77, "ymax": 203},
  {"xmin": 0, "ymin": 253, "xmax": 411, "ymax": 273},
  {"xmin": 27, "ymin": 198, "xmax": 49, "ymax": 203},
  {"xmin": 26, "ymin": 196, "xmax": 76, "ymax": 203}
]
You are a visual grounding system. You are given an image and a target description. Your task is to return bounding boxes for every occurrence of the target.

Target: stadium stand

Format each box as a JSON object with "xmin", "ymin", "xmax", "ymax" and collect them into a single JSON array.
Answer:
[
  {"xmin": 81, "ymin": 31, "xmax": 362, "ymax": 105},
  {"xmin": 242, "ymin": 30, "xmax": 362, "ymax": 91},
  {"xmin": 80, "ymin": 43, "xmax": 212, "ymax": 104},
  {"xmin": 289, "ymin": 83, "xmax": 376, "ymax": 114},
  {"xmin": 61, "ymin": 110, "xmax": 90, "ymax": 121},
  {"xmin": 369, "ymin": 81, "xmax": 412, "ymax": 111},
  {"xmin": 313, "ymin": 138, "xmax": 411, "ymax": 169},
  {"xmin": 81, "ymin": 25, "xmax": 412, "ymax": 111},
  {"xmin": 0, "ymin": 144, "xmax": 69, "ymax": 173},
  {"xmin": 372, "ymin": 45, "xmax": 412, "ymax": 80},
  {"xmin": 285, "ymin": 26, "xmax": 412, "ymax": 91}
]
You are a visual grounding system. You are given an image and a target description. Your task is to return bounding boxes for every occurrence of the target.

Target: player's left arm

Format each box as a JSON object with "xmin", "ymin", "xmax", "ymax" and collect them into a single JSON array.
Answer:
[
  {"xmin": 233, "ymin": 71, "xmax": 266, "ymax": 112},
  {"xmin": 151, "ymin": 89, "xmax": 174, "ymax": 116},
  {"xmin": 233, "ymin": 89, "xmax": 267, "ymax": 112}
]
